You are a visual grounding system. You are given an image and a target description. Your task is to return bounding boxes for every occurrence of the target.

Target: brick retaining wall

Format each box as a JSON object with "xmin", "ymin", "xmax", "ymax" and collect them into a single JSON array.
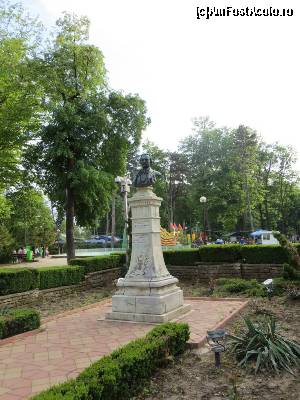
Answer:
[
  {"xmin": 167, "ymin": 263, "xmax": 283, "ymax": 282},
  {"xmin": 0, "ymin": 264, "xmax": 282, "ymax": 308}
]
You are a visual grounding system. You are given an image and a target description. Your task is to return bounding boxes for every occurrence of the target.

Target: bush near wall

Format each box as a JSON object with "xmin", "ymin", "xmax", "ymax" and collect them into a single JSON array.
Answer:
[
  {"xmin": 0, "ymin": 308, "xmax": 40, "ymax": 339},
  {"xmin": 37, "ymin": 266, "xmax": 85, "ymax": 290},
  {"xmin": 240, "ymin": 245, "xmax": 288, "ymax": 264},
  {"xmin": 0, "ymin": 268, "xmax": 39, "ymax": 296},
  {"xmin": 163, "ymin": 249, "xmax": 200, "ymax": 266},
  {"xmin": 69, "ymin": 254, "xmax": 125, "ymax": 274},
  {"xmin": 31, "ymin": 322, "xmax": 189, "ymax": 400},
  {"xmin": 198, "ymin": 245, "xmax": 241, "ymax": 263},
  {"xmin": 198, "ymin": 245, "xmax": 291, "ymax": 264}
]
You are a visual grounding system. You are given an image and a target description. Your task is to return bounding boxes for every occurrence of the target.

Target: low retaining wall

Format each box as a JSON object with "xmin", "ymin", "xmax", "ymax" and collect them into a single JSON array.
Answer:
[
  {"xmin": 0, "ymin": 267, "xmax": 122, "ymax": 308},
  {"xmin": 167, "ymin": 263, "xmax": 283, "ymax": 282},
  {"xmin": 0, "ymin": 263, "xmax": 282, "ymax": 308}
]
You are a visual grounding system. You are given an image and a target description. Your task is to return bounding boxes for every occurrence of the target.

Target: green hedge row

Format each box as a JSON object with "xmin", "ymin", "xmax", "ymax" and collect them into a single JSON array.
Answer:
[
  {"xmin": 31, "ymin": 322, "xmax": 189, "ymax": 400},
  {"xmin": 69, "ymin": 253, "xmax": 126, "ymax": 274},
  {"xmin": 37, "ymin": 266, "xmax": 85, "ymax": 290},
  {"xmin": 163, "ymin": 245, "xmax": 298, "ymax": 265},
  {"xmin": 0, "ymin": 308, "xmax": 40, "ymax": 339},
  {"xmin": 198, "ymin": 245, "xmax": 290, "ymax": 264},
  {"xmin": 0, "ymin": 266, "xmax": 84, "ymax": 296},
  {"xmin": 0, "ymin": 268, "xmax": 39, "ymax": 296},
  {"xmin": 163, "ymin": 249, "xmax": 200, "ymax": 266}
]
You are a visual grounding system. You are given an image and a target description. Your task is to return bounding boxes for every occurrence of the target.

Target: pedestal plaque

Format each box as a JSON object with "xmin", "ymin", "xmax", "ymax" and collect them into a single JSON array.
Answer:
[{"xmin": 106, "ymin": 186, "xmax": 191, "ymax": 323}]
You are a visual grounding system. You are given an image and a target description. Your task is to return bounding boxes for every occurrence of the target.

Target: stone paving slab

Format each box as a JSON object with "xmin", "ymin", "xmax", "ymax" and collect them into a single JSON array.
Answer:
[{"xmin": 0, "ymin": 298, "xmax": 247, "ymax": 400}]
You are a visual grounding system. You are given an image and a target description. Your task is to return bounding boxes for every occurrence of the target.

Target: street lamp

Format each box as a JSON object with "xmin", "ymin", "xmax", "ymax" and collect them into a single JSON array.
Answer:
[
  {"xmin": 200, "ymin": 196, "xmax": 207, "ymax": 240},
  {"xmin": 115, "ymin": 175, "xmax": 132, "ymax": 266}
]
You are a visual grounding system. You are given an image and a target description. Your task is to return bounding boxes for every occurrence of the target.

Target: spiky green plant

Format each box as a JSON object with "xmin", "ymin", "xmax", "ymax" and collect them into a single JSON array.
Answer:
[{"xmin": 229, "ymin": 315, "xmax": 300, "ymax": 374}]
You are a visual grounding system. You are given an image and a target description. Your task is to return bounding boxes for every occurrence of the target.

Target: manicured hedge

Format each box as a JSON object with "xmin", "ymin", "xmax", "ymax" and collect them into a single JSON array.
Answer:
[
  {"xmin": 163, "ymin": 249, "xmax": 200, "ymax": 266},
  {"xmin": 0, "ymin": 268, "xmax": 39, "ymax": 296},
  {"xmin": 198, "ymin": 244, "xmax": 291, "ymax": 264},
  {"xmin": 69, "ymin": 253, "xmax": 126, "ymax": 274},
  {"xmin": 0, "ymin": 308, "xmax": 40, "ymax": 339},
  {"xmin": 37, "ymin": 266, "xmax": 85, "ymax": 290},
  {"xmin": 240, "ymin": 245, "xmax": 288, "ymax": 264},
  {"xmin": 0, "ymin": 266, "xmax": 84, "ymax": 295},
  {"xmin": 31, "ymin": 322, "xmax": 190, "ymax": 400},
  {"xmin": 199, "ymin": 245, "xmax": 242, "ymax": 263}
]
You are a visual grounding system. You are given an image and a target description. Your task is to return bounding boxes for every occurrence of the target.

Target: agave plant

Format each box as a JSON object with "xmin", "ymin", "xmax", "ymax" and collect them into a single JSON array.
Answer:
[{"xmin": 229, "ymin": 315, "xmax": 300, "ymax": 374}]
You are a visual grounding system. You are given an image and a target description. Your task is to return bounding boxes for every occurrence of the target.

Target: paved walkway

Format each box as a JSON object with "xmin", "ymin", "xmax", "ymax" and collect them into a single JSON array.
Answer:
[
  {"xmin": 0, "ymin": 257, "xmax": 68, "ymax": 269},
  {"xmin": 0, "ymin": 298, "xmax": 247, "ymax": 400}
]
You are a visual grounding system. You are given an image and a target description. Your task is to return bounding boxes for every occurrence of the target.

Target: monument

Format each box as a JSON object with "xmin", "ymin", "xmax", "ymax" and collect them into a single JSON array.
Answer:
[{"xmin": 106, "ymin": 153, "xmax": 191, "ymax": 323}]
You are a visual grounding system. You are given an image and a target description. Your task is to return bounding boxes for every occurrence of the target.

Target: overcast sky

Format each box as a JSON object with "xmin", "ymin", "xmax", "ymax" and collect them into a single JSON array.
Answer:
[{"xmin": 23, "ymin": 0, "xmax": 300, "ymax": 169}]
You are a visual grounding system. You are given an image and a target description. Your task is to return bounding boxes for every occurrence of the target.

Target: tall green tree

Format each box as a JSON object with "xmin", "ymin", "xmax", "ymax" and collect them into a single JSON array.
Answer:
[
  {"xmin": 26, "ymin": 14, "xmax": 149, "ymax": 261},
  {"xmin": 7, "ymin": 187, "xmax": 56, "ymax": 247},
  {"xmin": 0, "ymin": 1, "xmax": 42, "ymax": 188}
]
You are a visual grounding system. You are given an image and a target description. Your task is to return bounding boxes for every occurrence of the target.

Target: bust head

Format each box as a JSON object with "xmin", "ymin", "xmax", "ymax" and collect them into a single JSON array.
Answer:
[{"xmin": 139, "ymin": 153, "xmax": 151, "ymax": 169}]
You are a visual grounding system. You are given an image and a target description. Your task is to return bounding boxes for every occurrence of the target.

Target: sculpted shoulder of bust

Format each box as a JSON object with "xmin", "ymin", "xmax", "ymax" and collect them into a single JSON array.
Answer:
[{"xmin": 133, "ymin": 153, "xmax": 161, "ymax": 188}]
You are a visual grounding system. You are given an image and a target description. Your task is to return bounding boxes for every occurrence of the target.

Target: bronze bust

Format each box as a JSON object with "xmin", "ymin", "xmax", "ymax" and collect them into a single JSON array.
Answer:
[{"xmin": 133, "ymin": 153, "xmax": 161, "ymax": 187}]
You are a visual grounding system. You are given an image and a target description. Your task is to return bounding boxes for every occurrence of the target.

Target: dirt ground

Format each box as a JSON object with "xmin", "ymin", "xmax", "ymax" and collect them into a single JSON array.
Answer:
[
  {"xmin": 29, "ymin": 286, "xmax": 114, "ymax": 318},
  {"xmin": 135, "ymin": 296, "xmax": 300, "ymax": 400}
]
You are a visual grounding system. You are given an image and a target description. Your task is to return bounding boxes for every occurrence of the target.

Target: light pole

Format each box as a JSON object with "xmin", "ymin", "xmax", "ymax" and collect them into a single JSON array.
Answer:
[
  {"xmin": 115, "ymin": 175, "xmax": 132, "ymax": 266},
  {"xmin": 200, "ymin": 196, "xmax": 207, "ymax": 241}
]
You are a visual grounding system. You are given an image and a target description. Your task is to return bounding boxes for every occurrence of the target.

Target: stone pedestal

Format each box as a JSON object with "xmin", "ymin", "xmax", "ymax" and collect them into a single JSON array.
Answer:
[{"xmin": 106, "ymin": 187, "xmax": 190, "ymax": 323}]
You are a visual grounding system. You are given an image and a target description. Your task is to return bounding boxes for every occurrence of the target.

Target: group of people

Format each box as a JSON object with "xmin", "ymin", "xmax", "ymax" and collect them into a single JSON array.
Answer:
[{"xmin": 12, "ymin": 246, "xmax": 49, "ymax": 262}]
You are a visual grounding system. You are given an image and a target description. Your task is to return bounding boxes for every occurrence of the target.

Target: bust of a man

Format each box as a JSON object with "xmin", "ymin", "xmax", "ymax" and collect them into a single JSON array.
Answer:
[{"xmin": 133, "ymin": 153, "xmax": 161, "ymax": 187}]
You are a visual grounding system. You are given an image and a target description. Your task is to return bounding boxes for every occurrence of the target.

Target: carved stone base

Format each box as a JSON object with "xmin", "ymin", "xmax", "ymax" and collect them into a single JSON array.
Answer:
[{"xmin": 107, "ymin": 288, "xmax": 191, "ymax": 323}]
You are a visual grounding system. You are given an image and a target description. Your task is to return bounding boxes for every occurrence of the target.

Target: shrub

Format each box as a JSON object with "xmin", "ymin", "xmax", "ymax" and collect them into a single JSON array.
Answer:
[
  {"xmin": 197, "ymin": 244, "xmax": 290, "ymax": 264},
  {"xmin": 240, "ymin": 245, "xmax": 288, "ymax": 264},
  {"xmin": 282, "ymin": 264, "xmax": 300, "ymax": 281},
  {"xmin": 273, "ymin": 232, "xmax": 300, "ymax": 269},
  {"xmin": 31, "ymin": 322, "xmax": 190, "ymax": 400},
  {"xmin": 163, "ymin": 249, "xmax": 200, "ymax": 266},
  {"xmin": 37, "ymin": 266, "xmax": 85, "ymax": 290},
  {"xmin": 272, "ymin": 277, "xmax": 300, "ymax": 296},
  {"xmin": 199, "ymin": 245, "xmax": 242, "ymax": 263},
  {"xmin": 0, "ymin": 308, "xmax": 40, "ymax": 339},
  {"xmin": 215, "ymin": 278, "xmax": 266, "ymax": 297},
  {"xmin": 229, "ymin": 315, "xmax": 300, "ymax": 374},
  {"xmin": 69, "ymin": 254, "xmax": 125, "ymax": 274},
  {"xmin": 0, "ymin": 225, "xmax": 15, "ymax": 263},
  {"xmin": 0, "ymin": 268, "xmax": 39, "ymax": 295}
]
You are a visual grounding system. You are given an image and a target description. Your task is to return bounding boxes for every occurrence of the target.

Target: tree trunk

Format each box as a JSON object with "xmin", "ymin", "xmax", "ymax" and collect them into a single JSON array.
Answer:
[
  {"xmin": 111, "ymin": 194, "xmax": 116, "ymax": 250},
  {"xmin": 105, "ymin": 212, "xmax": 110, "ymax": 235},
  {"xmin": 66, "ymin": 185, "xmax": 75, "ymax": 263}
]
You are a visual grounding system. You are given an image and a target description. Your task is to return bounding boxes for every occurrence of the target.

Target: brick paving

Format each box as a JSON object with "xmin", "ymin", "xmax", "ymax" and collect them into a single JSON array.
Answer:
[{"xmin": 0, "ymin": 298, "xmax": 247, "ymax": 400}]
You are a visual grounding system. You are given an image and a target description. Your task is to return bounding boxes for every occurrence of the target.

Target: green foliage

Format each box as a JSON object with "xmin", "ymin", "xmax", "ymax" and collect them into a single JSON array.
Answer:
[
  {"xmin": 0, "ymin": 1, "xmax": 43, "ymax": 188},
  {"xmin": 37, "ymin": 266, "xmax": 84, "ymax": 290},
  {"xmin": 240, "ymin": 245, "xmax": 288, "ymax": 264},
  {"xmin": 272, "ymin": 277, "xmax": 300, "ymax": 296},
  {"xmin": 282, "ymin": 264, "xmax": 300, "ymax": 281},
  {"xmin": 7, "ymin": 187, "xmax": 56, "ymax": 246},
  {"xmin": 215, "ymin": 278, "xmax": 266, "ymax": 297},
  {"xmin": 0, "ymin": 308, "xmax": 40, "ymax": 339},
  {"xmin": 0, "ymin": 194, "xmax": 15, "ymax": 262},
  {"xmin": 198, "ymin": 244, "xmax": 290, "ymax": 264},
  {"xmin": 0, "ymin": 267, "xmax": 39, "ymax": 295},
  {"xmin": 163, "ymin": 249, "xmax": 200, "ymax": 266},
  {"xmin": 229, "ymin": 316, "xmax": 300, "ymax": 374},
  {"xmin": 273, "ymin": 232, "xmax": 300, "ymax": 270},
  {"xmin": 69, "ymin": 254, "xmax": 125, "ymax": 274},
  {"xmin": 0, "ymin": 224, "xmax": 15, "ymax": 263},
  {"xmin": 0, "ymin": 265, "xmax": 85, "ymax": 295},
  {"xmin": 32, "ymin": 322, "xmax": 189, "ymax": 400},
  {"xmin": 199, "ymin": 245, "xmax": 242, "ymax": 262}
]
